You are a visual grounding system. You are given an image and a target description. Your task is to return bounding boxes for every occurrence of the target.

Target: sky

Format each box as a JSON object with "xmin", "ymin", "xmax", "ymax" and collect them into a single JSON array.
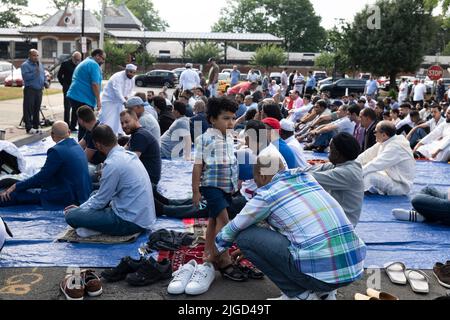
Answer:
[{"xmin": 24, "ymin": 0, "xmax": 378, "ymax": 31}]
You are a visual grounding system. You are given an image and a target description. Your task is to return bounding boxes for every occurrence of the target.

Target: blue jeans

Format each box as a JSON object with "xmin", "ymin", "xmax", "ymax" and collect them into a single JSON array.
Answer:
[
  {"xmin": 313, "ymin": 131, "xmax": 336, "ymax": 147},
  {"xmin": 235, "ymin": 226, "xmax": 342, "ymax": 298},
  {"xmin": 409, "ymin": 128, "xmax": 428, "ymax": 149},
  {"xmin": 0, "ymin": 190, "xmax": 41, "ymax": 207},
  {"xmin": 65, "ymin": 207, "xmax": 144, "ymax": 236},
  {"xmin": 412, "ymin": 186, "xmax": 450, "ymax": 226}
]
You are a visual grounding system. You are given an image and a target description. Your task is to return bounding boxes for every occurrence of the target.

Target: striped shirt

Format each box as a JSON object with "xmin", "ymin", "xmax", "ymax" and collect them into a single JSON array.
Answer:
[
  {"xmin": 194, "ymin": 128, "xmax": 238, "ymax": 193},
  {"xmin": 215, "ymin": 169, "xmax": 366, "ymax": 284}
]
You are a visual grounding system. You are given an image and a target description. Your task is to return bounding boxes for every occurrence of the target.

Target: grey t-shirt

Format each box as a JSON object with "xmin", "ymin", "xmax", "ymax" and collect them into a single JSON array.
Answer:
[
  {"xmin": 160, "ymin": 116, "xmax": 190, "ymax": 158},
  {"xmin": 139, "ymin": 111, "xmax": 161, "ymax": 145}
]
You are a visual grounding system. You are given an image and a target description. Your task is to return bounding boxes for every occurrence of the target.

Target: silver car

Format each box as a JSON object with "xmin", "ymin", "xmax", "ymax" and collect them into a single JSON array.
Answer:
[{"xmin": 0, "ymin": 61, "xmax": 15, "ymax": 84}]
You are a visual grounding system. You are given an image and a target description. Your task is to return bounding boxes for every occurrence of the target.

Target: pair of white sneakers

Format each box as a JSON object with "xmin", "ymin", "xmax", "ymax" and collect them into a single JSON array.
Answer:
[{"xmin": 167, "ymin": 260, "xmax": 215, "ymax": 295}]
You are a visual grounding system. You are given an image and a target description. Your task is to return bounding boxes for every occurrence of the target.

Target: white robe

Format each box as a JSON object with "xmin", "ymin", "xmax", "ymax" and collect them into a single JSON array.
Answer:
[
  {"xmin": 357, "ymin": 135, "xmax": 415, "ymax": 195},
  {"xmin": 417, "ymin": 122, "xmax": 450, "ymax": 162},
  {"xmin": 99, "ymin": 71, "xmax": 135, "ymax": 135}
]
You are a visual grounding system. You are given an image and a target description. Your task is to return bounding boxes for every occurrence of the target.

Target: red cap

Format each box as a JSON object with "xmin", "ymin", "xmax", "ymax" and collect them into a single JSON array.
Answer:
[{"xmin": 262, "ymin": 117, "xmax": 281, "ymax": 131}]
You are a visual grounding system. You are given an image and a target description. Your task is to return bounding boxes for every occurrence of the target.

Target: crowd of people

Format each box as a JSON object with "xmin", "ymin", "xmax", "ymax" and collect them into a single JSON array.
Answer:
[{"xmin": 2, "ymin": 48, "xmax": 450, "ymax": 300}]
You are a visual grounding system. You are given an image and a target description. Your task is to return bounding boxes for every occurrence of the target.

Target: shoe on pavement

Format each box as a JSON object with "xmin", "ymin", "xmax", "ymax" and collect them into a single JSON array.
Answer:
[
  {"xmin": 60, "ymin": 274, "xmax": 85, "ymax": 300},
  {"xmin": 125, "ymin": 258, "xmax": 172, "ymax": 286},
  {"xmin": 433, "ymin": 262, "xmax": 450, "ymax": 289},
  {"xmin": 101, "ymin": 256, "xmax": 144, "ymax": 282},
  {"xmin": 185, "ymin": 262, "xmax": 215, "ymax": 295},
  {"xmin": 317, "ymin": 289, "xmax": 337, "ymax": 300},
  {"xmin": 168, "ymin": 259, "xmax": 197, "ymax": 295},
  {"xmin": 81, "ymin": 269, "xmax": 103, "ymax": 297},
  {"xmin": 392, "ymin": 209, "xmax": 425, "ymax": 223},
  {"xmin": 267, "ymin": 291, "xmax": 320, "ymax": 300}
]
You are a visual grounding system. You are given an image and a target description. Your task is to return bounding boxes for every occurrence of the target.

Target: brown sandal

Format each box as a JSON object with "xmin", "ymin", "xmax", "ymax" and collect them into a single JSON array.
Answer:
[{"xmin": 219, "ymin": 264, "xmax": 248, "ymax": 282}]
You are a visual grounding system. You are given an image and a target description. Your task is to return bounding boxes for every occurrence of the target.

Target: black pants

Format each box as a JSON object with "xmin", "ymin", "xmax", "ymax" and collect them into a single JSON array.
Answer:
[
  {"xmin": 68, "ymin": 98, "xmax": 93, "ymax": 141},
  {"xmin": 23, "ymin": 87, "xmax": 43, "ymax": 132}
]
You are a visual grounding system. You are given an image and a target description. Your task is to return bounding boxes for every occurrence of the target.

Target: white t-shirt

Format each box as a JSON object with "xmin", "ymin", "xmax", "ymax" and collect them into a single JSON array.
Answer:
[
  {"xmin": 179, "ymin": 69, "xmax": 200, "ymax": 90},
  {"xmin": 334, "ymin": 117, "xmax": 356, "ymax": 135},
  {"xmin": 426, "ymin": 116, "xmax": 445, "ymax": 132},
  {"xmin": 413, "ymin": 83, "xmax": 426, "ymax": 101}
]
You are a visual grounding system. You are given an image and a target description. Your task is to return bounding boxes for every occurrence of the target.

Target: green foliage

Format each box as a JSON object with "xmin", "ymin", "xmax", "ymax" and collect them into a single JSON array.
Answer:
[
  {"xmin": 110, "ymin": 0, "xmax": 169, "ymax": 31},
  {"xmin": 314, "ymin": 52, "xmax": 335, "ymax": 74},
  {"xmin": 185, "ymin": 42, "xmax": 223, "ymax": 66},
  {"xmin": 443, "ymin": 41, "xmax": 450, "ymax": 55},
  {"xmin": 135, "ymin": 51, "xmax": 156, "ymax": 71},
  {"xmin": 424, "ymin": 0, "xmax": 450, "ymax": 14},
  {"xmin": 212, "ymin": 0, "xmax": 327, "ymax": 52},
  {"xmin": 51, "ymin": 0, "xmax": 82, "ymax": 9},
  {"xmin": 343, "ymin": 0, "xmax": 435, "ymax": 86},
  {"xmin": 0, "ymin": 0, "xmax": 28, "ymax": 27},
  {"xmin": 250, "ymin": 45, "xmax": 286, "ymax": 72}
]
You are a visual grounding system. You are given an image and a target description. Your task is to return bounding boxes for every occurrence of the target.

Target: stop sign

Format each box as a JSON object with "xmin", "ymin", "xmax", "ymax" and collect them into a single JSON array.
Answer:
[{"xmin": 427, "ymin": 65, "xmax": 444, "ymax": 81}]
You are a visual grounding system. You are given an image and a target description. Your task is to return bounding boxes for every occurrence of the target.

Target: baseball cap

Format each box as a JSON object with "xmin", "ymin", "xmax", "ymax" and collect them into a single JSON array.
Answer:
[
  {"xmin": 125, "ymin": 96, "xmax": 144, "ymax": 108},
  {"xmin": 262, "ymin": 117, "xmax": 281, "ymax": 131},
  {"xmin": 280, "ymin": 119, "xmax": 295, "ymax": 132}
]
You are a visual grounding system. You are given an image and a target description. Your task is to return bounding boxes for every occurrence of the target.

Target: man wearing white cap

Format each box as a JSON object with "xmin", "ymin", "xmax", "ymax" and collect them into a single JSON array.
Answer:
[
  {"xmin": 279, "ymin": 119, "xmax": 307, "ymax": 168},
  {"xmin": 179, "ymin": 63, "xmax": 200, "ymax": 91},
  {"xmin": 99, "ymin": 64, "xmax": 137, "ymax": 135}
]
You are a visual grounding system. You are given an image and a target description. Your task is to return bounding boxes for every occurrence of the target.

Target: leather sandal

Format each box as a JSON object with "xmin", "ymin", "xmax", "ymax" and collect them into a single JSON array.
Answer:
[{"xmin": 219, "ymin": 264, "xmax": 248, "ymax": 282}]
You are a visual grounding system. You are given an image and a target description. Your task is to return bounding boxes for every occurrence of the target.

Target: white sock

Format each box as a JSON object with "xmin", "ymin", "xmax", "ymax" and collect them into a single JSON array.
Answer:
[
  {"xmin": 76, "ymin": 228, "xmax": 102, "ymax": 238},
  {"xmin": 392, "ymin": 209, "xmax": 426, "ymax": 223}
]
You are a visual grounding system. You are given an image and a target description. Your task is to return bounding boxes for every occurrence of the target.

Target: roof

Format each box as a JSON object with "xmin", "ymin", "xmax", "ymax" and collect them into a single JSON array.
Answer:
[
  {"xmin": 104, "ymin": 4, "xmax": 142, "ymax": 30},
  {"xmin": 0, "ymin": 29, "xmax": 22, "ymax": 36},
  {"xmin": 109, "ymin": 31, "xmax": 284, "ymax": 44}
]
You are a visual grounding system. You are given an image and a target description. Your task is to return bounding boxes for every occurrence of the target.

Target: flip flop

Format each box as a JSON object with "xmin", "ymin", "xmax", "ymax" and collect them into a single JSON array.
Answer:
[
  {"xmin": 366, "ymin": 288, "xmax": 399, "ymax": 300},
  {"xmin": 354, "ymin": 293, "xmax": 379, "ymax": 300},
  {"xmin": 405, "ymin": 269, "xmax": 429, "ymax": 294},
  {"xmin": 384, "ymin": 262, "xmax": 407, "ymax": 285}
]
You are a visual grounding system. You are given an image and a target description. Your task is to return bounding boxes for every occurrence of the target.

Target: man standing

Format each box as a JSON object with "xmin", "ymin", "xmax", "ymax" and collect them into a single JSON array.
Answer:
[
  {"xmin": 67, "ymin": 49, "xmax": 105, "ymax": 140},
  {"xmin": 280, "ymin": 68, "xmax": 288, "ymax": 97},
  {"xmin": 64, "ymin": 125, "xmax": 156, "ymax": 236},
  {"xmin": 57, "ymin": 51, "xmax": 82, "ymax": 129},
  {"xmin": 207, "ymin": 57, "xmax": 219, "ymax": 97},
  {"xmin": 0, "ymin": 121, "xmax": 91, "ymax": 208},
  {"xmin": 364, "ymin": 76, "xmax": 378, "ymax": 98},
  {"xmin": 413, "ymin": 80, "xmax": 427, "ymax": 108},
  {"xmin": 99, "ymin": 64, "xmax": 137, "ymax": 135},
  {"xmin": 21, "ymin": 49, "xmax": 45, "ymax": 134},
  {"xmin": 398, "ymin": 78, "xmax": 408, "ymax": 103},
  {"xmin": 230, "ymin": 65, "xmax": 241, "ymax": 87},
  {"xmin": 179, "ymin": 63, "xmax": 200, "ymax": 91},
  {"xmin": 305, "ymin": 71, "xmax": 317, "ymax": 94}
]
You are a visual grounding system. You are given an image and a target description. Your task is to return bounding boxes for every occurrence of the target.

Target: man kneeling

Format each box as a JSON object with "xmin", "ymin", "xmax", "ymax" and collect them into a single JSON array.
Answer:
[{"xmin": 64, "ymin": 125, "xmax": 156, "ymax": 237}]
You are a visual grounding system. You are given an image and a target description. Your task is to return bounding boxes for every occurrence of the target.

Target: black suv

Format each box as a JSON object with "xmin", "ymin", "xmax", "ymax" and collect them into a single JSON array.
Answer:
[
  {"xmin": 135, "ymin": 70, "xmax": 178, "ymax": 88},
  {"xmin": 320, "ymin": 79, "xmax": 366, "ymax": 98}
]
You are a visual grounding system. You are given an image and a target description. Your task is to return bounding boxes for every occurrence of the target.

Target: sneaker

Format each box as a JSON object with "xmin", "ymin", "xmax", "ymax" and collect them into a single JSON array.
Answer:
[
  {"xmin": 125, "ymin": 258, "xmax": 172, "ymax": 286},
  {"xmin": 81, "ymin": 269, "xmax": 103, "ymax": 297},
  {"xmin": 76, "ymin": 228, "xmax": 102, "ymax": 238},
  {"xmin": 267, "ymin": 291, "xmax": 320, "ymax": 300},
  {"xmin": 392, "ymin": 209, "xmax": 426, "ymax": 223},
  {"xmin": 317, "ymin": 289, "xmax": 337, "ymax": 300},
  {"xmin": 167, "ymin": 260, "xmax": 197, "ymax": 295},
  {"xmin": 433, "ymin": 262, "xmax": 450, "ymax": 289},
  {"xmin": 28, "ymin": 128, "xmax": 42, "ymax": 135},
  {"xmin": 60, "ymin": 274, "xmax": 85, "ymax": 300},
  {"xmin": 185, "ymin": 262, "xmax": 215, "ymax": 295},
  {"xmin": 101, "ymin": 256, "xmax": 144, "ymax": 282}
]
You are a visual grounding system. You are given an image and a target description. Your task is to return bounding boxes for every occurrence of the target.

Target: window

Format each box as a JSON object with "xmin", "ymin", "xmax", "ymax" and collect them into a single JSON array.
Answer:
[
  {"xmin": 62, "ymin": 42, "xmax": 71, "ymax": 55},
  {"xmin": 42, "ymin": 38, "xmax": 57, "ymax": 59}
]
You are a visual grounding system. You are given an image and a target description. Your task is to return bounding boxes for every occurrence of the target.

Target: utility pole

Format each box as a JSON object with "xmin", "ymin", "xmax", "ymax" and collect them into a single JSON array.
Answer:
[
  {"xmin": 99, "ymin": 0, "xmax": 106, "ymax": 50},
  {"xmin": 81, "ymin": 0, "xmax": 86, "ymax": 59}
]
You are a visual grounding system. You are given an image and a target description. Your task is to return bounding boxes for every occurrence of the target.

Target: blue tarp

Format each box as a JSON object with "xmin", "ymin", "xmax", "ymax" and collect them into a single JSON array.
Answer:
[{"xmin": 0, "ymin": 141, "xmax": 449, "ymax": 268}]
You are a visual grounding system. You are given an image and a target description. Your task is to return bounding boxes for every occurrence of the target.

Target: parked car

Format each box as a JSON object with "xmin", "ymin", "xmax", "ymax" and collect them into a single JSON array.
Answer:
[
  {"xmin": 171, "ymin": 67, "xmax": 201, "ymax": 79},
  {"xmin": 313, "ymin": 71, "xmax": 328, "ymax": 81},
  {"xmin": 318, "ymin": 77, "xmax": 334, "ymax": 88},
  {"xmin": 319, "ymin": 79, "xmax": 367, "ymax": 98},
  {"xmin": 221, "ymin": 68, "xmax": 233, "ymax": 74},
  {"xmin": 4, "ymin": 68, "xmax": 52, "ymax": 87},
  {"xmin": 218, "ymin": 72, "xmax": 231, "ymax": 93},
  {"xmin": 442, "ymin": 78, "xmax": 450, "ymax": 87},
  {"xmin": 0, "ymin": 61, "xmax": 15, "ymax": 84},
  {"xmin": 270, "ymin": 72, "xmax": 282, "ymax": 84},
  {"xmin": 135, "ymin": 70, "xmax": 178, "ymax": 88}
]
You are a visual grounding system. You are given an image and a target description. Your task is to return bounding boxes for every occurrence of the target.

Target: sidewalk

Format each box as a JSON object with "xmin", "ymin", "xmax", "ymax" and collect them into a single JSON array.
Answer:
[{"xmin": 0, "ymin": 91, "xmax": 64, "ymax": 146}]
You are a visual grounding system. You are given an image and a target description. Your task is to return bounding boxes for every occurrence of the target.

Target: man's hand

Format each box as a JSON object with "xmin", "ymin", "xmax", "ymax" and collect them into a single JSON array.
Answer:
[
  {"xmin": 96, "ymin": 101, "xmax": 102, "ymax": 112},
  {"xmin": 192, "ymin": 190, "xmax": 201, "ymax": 208},
  {"xmin": 0, "ymin": 184, "xmax": 16, "ymax": 202},
  {"xmin": 230, "ymin": 249, "xmax": 245, "ymax": 264},
  {"xmin": 64, "ymin": 205, "xmax": 78, "ymax": 215}
]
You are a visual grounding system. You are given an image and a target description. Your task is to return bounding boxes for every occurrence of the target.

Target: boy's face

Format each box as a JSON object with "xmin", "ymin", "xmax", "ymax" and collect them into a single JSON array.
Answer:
[{"xmin": 210, "ymin": 111, "xmax": 236, "ymax": 134}]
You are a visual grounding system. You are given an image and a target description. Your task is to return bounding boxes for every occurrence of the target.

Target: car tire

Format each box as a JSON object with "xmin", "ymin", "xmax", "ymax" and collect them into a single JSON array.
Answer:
[{"xmin": 136, "ymin": 80, "xmax": 144, "ymax": 87}]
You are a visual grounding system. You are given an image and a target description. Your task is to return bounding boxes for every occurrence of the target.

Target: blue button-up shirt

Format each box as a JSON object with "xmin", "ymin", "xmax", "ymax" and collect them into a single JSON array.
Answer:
[
  {"xmin": 21, "ymin": 59, "xmax": 45, "ymax": 90},
  {"xmin": 80, "ymin": 146, "xmax": 156, "ymax": 229},
  {"xmin": 306, "ymin": 76, "xmax": 316, "ymax": 89}
]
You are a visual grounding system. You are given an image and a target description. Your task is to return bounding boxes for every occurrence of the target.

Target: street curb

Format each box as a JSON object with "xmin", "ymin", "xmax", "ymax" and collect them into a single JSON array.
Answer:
[{"xmin": 10, "ymin": 128, "xmax": 51, "ymax": 147}]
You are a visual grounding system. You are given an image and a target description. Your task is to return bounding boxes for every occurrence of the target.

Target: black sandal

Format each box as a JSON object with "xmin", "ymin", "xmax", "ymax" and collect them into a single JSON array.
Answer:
[
  {"xmin": 219, "ymin": 264, "xmax": 248, "ymax": 282},
  {"xmin": 239, "ymin": 265, "xmax": 264, "ymax": 280}
]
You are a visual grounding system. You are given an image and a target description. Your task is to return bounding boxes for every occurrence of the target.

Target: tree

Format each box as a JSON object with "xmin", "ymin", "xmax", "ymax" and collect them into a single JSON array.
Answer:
[
  {"xmin": 51, "ymin": 0, "xmax": 82, "ymax": 10},
  {"xmin": 185, "ymin": 42, "xmax": 223, "ymax": 68},
  {"xmin": 0, "ymin": 0, "xmax": 28, "ymax": 28},
  {"xmin": 250, "ymin": 45, "xmax": 286, "ymax": 73},
  {"xmin": 343, "ymin": 0, "xmax": 435, "ymax": 87},
  {"xmin": 443, "ymin": 41, "xmax": 450, "ymax": 55},
  {"xmin": 425, "ymin": 0, "xmax": 450, "ymax": 14},
  {"xmin": 212, "ymin": 0, "xmax": 327, "ymax": 52},
  {"xmin": 314, "ymin": 52, "xmax": 335, "ymax": 75},
  {"xmin": 111, "ymin": 0, "xmax": 168, "ymax": 31}
]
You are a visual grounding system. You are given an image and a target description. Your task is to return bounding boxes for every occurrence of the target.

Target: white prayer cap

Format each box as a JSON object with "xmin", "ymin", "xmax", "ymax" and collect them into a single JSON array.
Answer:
[
  {"xmin": 280, "ymin": 119, "xmax": 295, "ymax": 132},
  {"xmin": 126, "ymin": 64, "xmax": 137, "ymax": 71}
]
